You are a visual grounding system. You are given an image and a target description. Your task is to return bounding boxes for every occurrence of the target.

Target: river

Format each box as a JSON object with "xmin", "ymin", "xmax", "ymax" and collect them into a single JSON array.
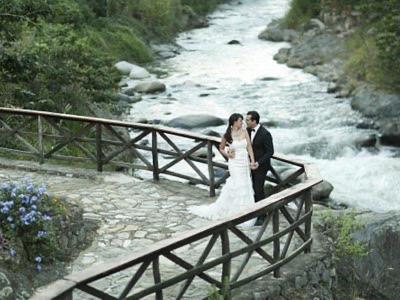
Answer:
[{"xmin": 127, "ymin": 0, "xmax": 400, "ymax": 212}]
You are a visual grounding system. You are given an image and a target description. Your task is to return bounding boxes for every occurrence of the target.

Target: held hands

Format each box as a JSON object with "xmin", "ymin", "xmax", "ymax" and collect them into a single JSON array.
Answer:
[{"xmin": 250, "ymin": 161, "xmax": 259, "ymax": 170}]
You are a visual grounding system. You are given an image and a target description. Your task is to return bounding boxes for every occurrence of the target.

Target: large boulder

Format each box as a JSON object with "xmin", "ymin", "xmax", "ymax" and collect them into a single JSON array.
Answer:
[
  {"xmin": 312, "ymin": 181, "xmax": 334, "ymax": 201},
  {"xmin": 337, "ymin": 211, "xmax": 400, "ymax": 300},
  {"xmin": 351, "ymin": 84, "xmax": 400, "ymax": 146},
  {"xmin": 114, "ymin": 61, "xmax": 135, "ymax": 75},
  {"xmin": 129, "ymin": 65, "xmax": 150, "ymax": 79},
  {"xmin": 258, "ymin": 20, "xmax": 299, "ymax": 42},
  {"xmin": 167, "ymin": 114, "xmax": 225, "ymax": 129},
  {"xmin": 134, "ymin": 81, "xmax": 166, "ymax": 94}
]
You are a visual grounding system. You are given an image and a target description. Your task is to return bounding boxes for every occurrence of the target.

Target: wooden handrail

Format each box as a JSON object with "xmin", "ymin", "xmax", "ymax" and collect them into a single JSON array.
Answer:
[{"xmin": 0, "ymin": 107, "xmax": 323, "ymax": 299}]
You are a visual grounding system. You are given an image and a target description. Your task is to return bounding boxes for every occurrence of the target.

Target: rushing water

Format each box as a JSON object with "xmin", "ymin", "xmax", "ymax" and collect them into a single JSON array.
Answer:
[{"xmin": 127, "ymin": 0, "xmax": 400, "ymax": 212}]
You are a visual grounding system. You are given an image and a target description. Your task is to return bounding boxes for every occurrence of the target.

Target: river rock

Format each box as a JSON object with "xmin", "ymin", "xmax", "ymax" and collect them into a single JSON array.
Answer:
[
  {"xmin": 273, "ymin": 48, "xmax": 291, "ymax": 64},
  {"xmin": 355, "ymin": 135, "xmax": 377, "ymax": 148},
  {"xmin": 227, "ymin": 40, "xmax": 241, "ymax": 45},
  {"xmin": 337, "ymin": 211, "xmax": 400, "ymax": 300},
  {"xmin": 258, "ymin": 20, "xmax": 299, "ymax": 42},
  {"xmin": 167, "ymin": 114, "xmax": 225, "ymax": 129},
  {"xmin": 312, "ymin": 181, "xmax": 334, "ymax": 201},
  {"xmin": 202, "ymin": 130, "xmax": 221, "ymax": 138},
  {"xmin": 327, "ymin": 82, "xmax": 339, "ymax": 93},
  {"xmin": 117, "ymin": 93, "xmax": 142, "ymax": 104},
  {"xmin": 122, "ymin": 87, "xmax": 136, "ymax": 96},
  {"xmin": 114, "ymin": 61, "xmax": 135, "ymax": 75},
  {"xmin": 134, "ymin": 81, "xmax": 166, "ymax": 94},
  {"xmin": 129, "ymin": 65, "xmax": 150, "ymax": 79},
  {"xmin": 351, "ymin": 85, "xmax": 400, "ymax": 146}
]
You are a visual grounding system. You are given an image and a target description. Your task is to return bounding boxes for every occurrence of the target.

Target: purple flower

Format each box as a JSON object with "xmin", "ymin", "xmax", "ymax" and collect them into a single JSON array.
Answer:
[
  {"xmin": 1, "ymin": 207, "xmax": 9, "ymax": 214},
  {"xmin": 19, "ymin": 207, "xmax": 26, "ymax": 214},
  {"xmin": 42, "ymin": 214, "xmax": 52, "ymax": 221},
  {"xmin": 38, "ymin": 185, "xmax": 46, "ymax": 195},
  {"xmin": 10, "ymin": 248, "xmax": 16, "ymax": 257},
  {"xmin": 30, "ymin": 196, "xmax": 38, "ymax": 203},
  {"xmin": 35, "ymin": 256, "xmax": 42, "ymax": 263},
  {"xmin": 7, "ymin": 216, "xmax": 13, "ymax": 222},
  {"xmin": 31, "ymin": 204, "xmax": 37, "ymax": 210}
]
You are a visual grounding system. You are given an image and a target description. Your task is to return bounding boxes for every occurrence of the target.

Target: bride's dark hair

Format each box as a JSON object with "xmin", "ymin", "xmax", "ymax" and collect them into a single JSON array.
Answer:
[{"xmin": 223, "ymin": 113, "xmax": 243, "ymax": 144}]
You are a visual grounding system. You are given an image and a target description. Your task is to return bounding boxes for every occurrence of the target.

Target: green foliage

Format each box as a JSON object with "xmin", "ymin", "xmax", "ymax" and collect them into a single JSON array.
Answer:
[
  {"xmin": 182, "ymin": 0, "xmax": 227, "ymax": 15},
  {"xmin": 282, "ymin": 0, "xmax": 321, "ymax": 29},
  {"xmin": 320, "ymin": 210, "xmax": 367, "ymax": 259},
  {"xmin": 0, "ymin": 180, "xmax": 67, "ymax": 268},
  {"xmin": 283, "ymin": 0, "xmax": 400, "ymax": 91}
]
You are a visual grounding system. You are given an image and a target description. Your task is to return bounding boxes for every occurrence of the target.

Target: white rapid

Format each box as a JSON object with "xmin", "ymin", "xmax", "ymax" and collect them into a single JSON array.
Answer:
[{"xmin": 127, "ymin": 0, "xmax": 400, "ymax": 211}]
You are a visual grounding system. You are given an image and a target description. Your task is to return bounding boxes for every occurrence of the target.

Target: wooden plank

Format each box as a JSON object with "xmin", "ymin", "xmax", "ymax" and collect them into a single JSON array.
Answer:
[
  {"xmin": 207, "ymin": 141, "xmax": 216, "ymax": 197},
  {"xmin": 230, "ymin": 238, "xmax": 312, "ymax": 289},
  {"xmin": 229, "ymin": 226, "xmax": 274, "ymax": 264},
  {"xmin": 43, "ymin": 122, "xmax": 95, "ymax": 159},
  {"xmin": 0, "ymin": 116, "xmax": 39, "ymax": 154},
  {"xmin": 78, "ymin": 284, "xmax": 117, "ymax": 299},
  {"xmin": 176, "ymin": 233, "xmax": 219, "ymax": 299},
  {"xmin": 37, "ymin": 116, "xmax": 44, "ymax": 164},
  {"xmin": 118, "ymin": 260, "xmax": 151, "ymax": 299},
  {"xmin": 221, "ymin": 230, "xmax": 231, "ymax": 298},
  {"xmin": 304, "ymin": 189, "xmax": 313, "ymax": 253},
  {"xmin": 273, "ymin": 210, "xmax": 280, "ymax": 278},
  {"xmin": 152, "ymin": 257, "xmax": 163, "ymax": 300},
  {"xmin": 159, "ymin": 132, "xmax": 209, "ymax": 184},
  {"xmin": 152, "ymin": 131, "xmax": 159, "ymax": 181},
  {"xmin": 96, "ymin": 123, "xmax": 103, "ymax": 172},
  {"xmin": 231, "ymin": 213, "xmax": 271, "ymax": 282},
  {"xmin": 281, "ymin": 198, "xmax": 305, "ymax": 259},
  {"xmin": 280, "ymin": 206, "xmax": 307, "ymax": 241}
]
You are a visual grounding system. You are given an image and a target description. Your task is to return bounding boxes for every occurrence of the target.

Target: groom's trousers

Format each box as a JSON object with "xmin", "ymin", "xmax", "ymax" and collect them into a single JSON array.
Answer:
[{"xmin": 251, "ymin": 165, "xmax": 268, "ymax": 202}]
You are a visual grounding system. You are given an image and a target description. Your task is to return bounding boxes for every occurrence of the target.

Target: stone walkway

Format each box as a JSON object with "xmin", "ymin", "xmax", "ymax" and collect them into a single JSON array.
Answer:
[{"xmin": 0, "ymin": 158, "xmax": 305, "ymax": 299}]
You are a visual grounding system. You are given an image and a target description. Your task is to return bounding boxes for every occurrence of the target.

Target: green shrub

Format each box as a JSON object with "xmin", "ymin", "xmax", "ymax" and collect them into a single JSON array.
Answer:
[
  {"xmin": 0, "ymin": 180, "xmax": 67, "ymax": 271},
  {"xmin": 282, "ymin": 0, "xmax": 321, "ymax": 29}
]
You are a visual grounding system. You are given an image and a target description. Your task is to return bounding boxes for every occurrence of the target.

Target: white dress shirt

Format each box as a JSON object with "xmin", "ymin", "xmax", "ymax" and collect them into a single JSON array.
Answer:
[{"xmin": 250, "ymin": 124, "xmax": 260, "ymax": 143}]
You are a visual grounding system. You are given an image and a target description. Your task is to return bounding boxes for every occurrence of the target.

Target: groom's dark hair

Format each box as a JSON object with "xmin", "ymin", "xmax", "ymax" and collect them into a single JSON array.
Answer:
[{"xmin": 247, "ymin": 111, "xmax": 260, "ymax": 124}]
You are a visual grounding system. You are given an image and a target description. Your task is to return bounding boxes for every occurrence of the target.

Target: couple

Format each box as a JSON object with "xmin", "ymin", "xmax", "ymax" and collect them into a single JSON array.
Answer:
[{"xmin": 188, "ymin": 111, "xmax": 274, "ymax": 226}]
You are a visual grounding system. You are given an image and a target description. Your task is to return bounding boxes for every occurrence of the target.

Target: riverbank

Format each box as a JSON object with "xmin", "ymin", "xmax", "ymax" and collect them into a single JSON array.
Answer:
[
  {"xmin": 0, "ymin": 0, "xmax": 231, "ymax": 118},
  {"xmin": 258, "ymin": 5, "xmax": 400, "ymax": 147}
]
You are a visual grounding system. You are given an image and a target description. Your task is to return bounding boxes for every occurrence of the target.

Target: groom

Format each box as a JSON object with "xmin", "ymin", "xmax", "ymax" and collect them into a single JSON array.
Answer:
[{"xmin": 246, "ymin": 111, "xmax": 274, "ymax": 224}]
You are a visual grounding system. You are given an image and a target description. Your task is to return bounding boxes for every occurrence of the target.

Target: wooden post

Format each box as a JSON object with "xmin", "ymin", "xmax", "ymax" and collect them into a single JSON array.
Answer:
[
  {"xmin": 221, "ymin": 230, "xmax": 231, "ymax": 298},
  {"xmin": 95, "ymin": 123, "xmax": 103, "ymax": 172},
  {"xmin": 273, "ymin": 210, "xmax": 280, "ymax": 278},
  {"xmin": 152, "ymin": 130, "xmax": 159, "ymax": 181},
  {"xmin": 207, "ymin": 141, "xmax": 215, "ymax": 197},
  {"xmin": 37, "ymin": 115, "xmax": 44, "ymax": 164},
  {"xmin": 304, "ymin": 189, "xmax": 312, "ymax": 253}
]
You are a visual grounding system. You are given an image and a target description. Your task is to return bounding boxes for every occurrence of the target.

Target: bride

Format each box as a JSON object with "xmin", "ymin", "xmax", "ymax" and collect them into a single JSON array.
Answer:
[{"xmin": 188, "ymin": 113, "xmax": 257, "ymax": 225}]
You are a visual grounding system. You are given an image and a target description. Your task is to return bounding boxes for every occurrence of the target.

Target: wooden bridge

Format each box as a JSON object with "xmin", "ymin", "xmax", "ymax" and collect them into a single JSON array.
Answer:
[{"xmin": 0, "ymin": 107, "xmax": 322, "ymax": 299}]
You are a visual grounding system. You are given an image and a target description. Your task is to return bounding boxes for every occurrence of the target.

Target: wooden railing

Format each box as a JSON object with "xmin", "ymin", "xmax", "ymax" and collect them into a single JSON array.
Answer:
[
  {"xmin": 1, "ymin": 107, "xmax": 289, "ymax": 196},
  {"xmin": 0, "ymin": 108, "xmax": 322, "ymax": 299}
]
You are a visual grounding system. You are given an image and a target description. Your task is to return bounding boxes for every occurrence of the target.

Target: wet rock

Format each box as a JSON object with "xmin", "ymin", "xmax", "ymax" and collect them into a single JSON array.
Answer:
[
  {"xmin": 167, "ymin": 114, "xmax": 225, "ymax": 129},
  {"xmin": 122, "ymin": 87, "xmax": 136, "ymax": 96},
  {"xmin": 117, "ymin": 93, "xmax": 142, "ymax": 104},
  {"xmin": 114, "ymin": 61, "xmax": 135, "ymax": 75},
  {"xmin": 355, "ymin": 135, "xmax": 377, "ymax": 148},
  {"xmin": 227, "ymin": 39, "xmax": 241, "ymax": 45},
  {"xmin": 312, "ymin": 180, "xmax": 334, "ymax": 201},
  {"xmin": 128, "ymin": 65, "xmax": 150, "ymax": 79},
  {"xmin": 258, "ymin": 20, "xmax": 299, "ymax": 42},
  {"xmin": 202, "ymin": 130, "xmax": 221, "ymax": 138},
  {"xmin": 134, "ymin": 81, "xmax": 166, "ymax": 94},
  {"xmin": 327, "ymin": 82, "xmax": 339, "ymax": 93},
  {"xmin": 379, "ymin": 119, "xmax": 400, "ymax": 146},
  {"xmin": 337, "ymin": 211, "xmax": 400, "ymax": 300},
  {"xmin": 259, "ymin": 77, "xmax": 280, "ymax": 81},
  {"xmin": 273, "ymin": 48, "xmax": 291, "ymax": 64},
  {"xmin": 199, "ymin": 93, "xmax": 210, "ymax": 97},
  {"xmin": 193, "ymin": 148, "xmax": 215, "ymax": 158}
]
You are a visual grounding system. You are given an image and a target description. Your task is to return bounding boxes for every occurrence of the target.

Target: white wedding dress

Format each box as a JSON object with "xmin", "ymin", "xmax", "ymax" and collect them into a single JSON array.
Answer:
[{"xmin": 188, "ymin": 137, "xmax": 256, "ymax": 226}]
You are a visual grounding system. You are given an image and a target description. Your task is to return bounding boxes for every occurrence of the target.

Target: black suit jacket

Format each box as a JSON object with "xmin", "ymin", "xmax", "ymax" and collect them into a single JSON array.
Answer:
[{"xmin": 248, "ymin": 125, "xmax": 274, "ymax": 169}]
